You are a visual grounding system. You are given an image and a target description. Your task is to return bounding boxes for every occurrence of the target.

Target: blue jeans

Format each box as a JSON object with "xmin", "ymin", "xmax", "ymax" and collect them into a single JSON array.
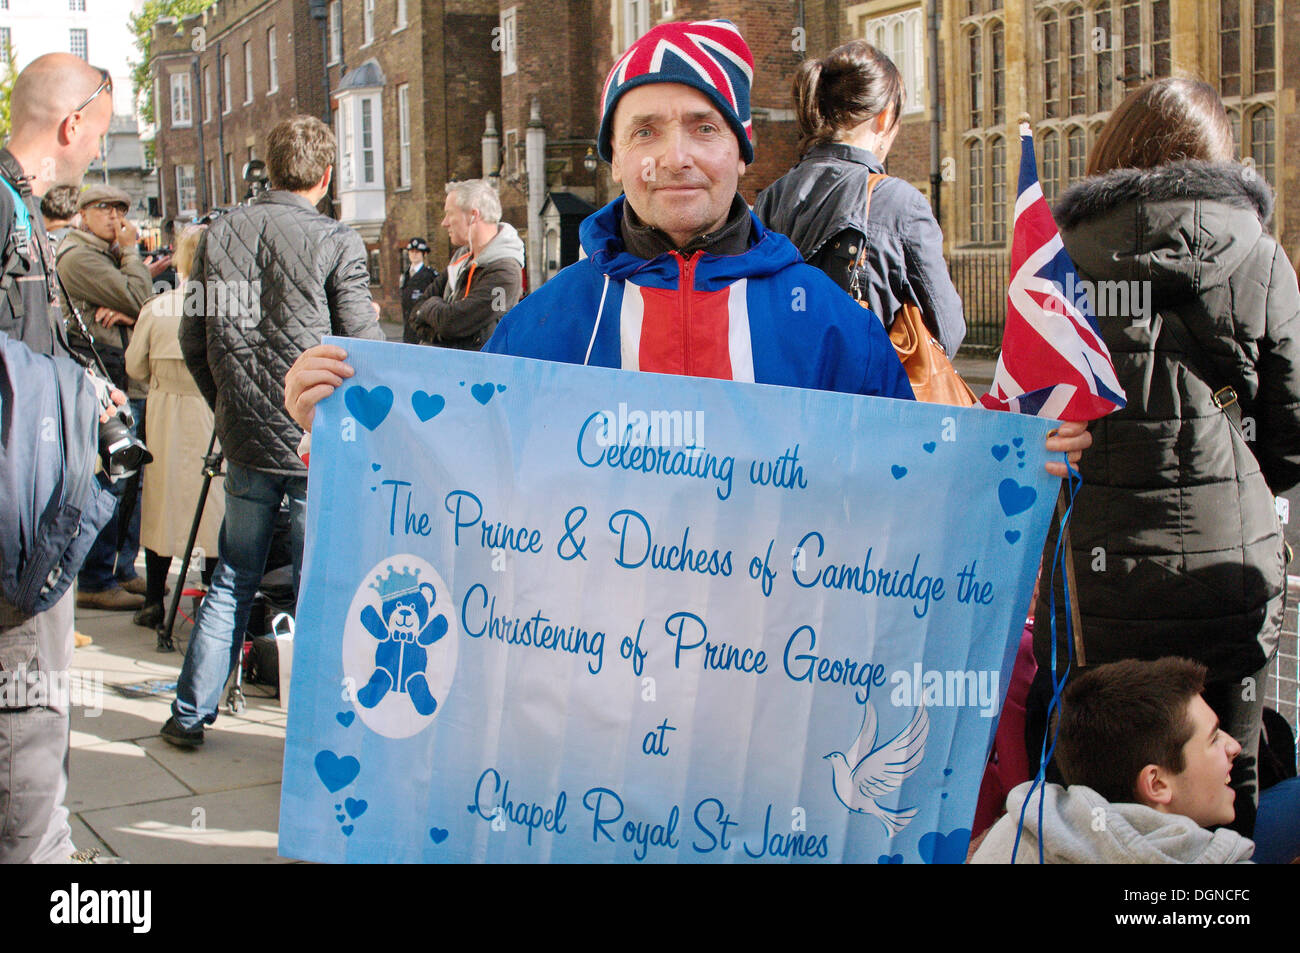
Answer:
[
  {"xmin": 171, "ymin": 462, "xmax": 306, "ymax": 729},
  {"xmin": 78, "ymin": 398, "xmax": 146, "ymax": 592}
]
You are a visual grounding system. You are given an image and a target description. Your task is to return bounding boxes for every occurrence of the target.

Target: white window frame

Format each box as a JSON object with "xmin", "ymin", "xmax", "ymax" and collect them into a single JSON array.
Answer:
[
  {"xmin": 267, "ymin": 27, "xmax": 278, "ymax": 94},
  {"xmin": 861, "ymin": 8, "xmax": 926, "ymax": 116},
  {"xmin": 661, "ymin": 0, "xmax": 673, "ymax": 17},
  {"xmin": 70, "ymin": 0, "xmax": 86, "ymax": 10},
  {"xmin": 227, "ymin": 153, "xmax": 237, "ymax": 205},
  {"xmin": 394, "ymin": 0, "xmax": 408, "ymax": 32},
  {"xmin": 397, "ymin": 83, "xmax": 411, "ymax": 188},
  {"xmin": 69, "ymin": 27, "xmax": 88, "ymax": 61},
  {"xmin": 202, "ymin": 65, "xmax": 212, "ymax": 122},
  {"xmin": 362, "ymin": 0, "xmax": 375, "ymax": 47},
  {"xmin": 222, "ymin": 54, "xmax": 232, "ymax": 115},
  {"xmin": 170, "ymin": 72, "xmax": 192, "ymax": 128},
  {"xmin": 175, "ymin": 164, "xmax": 197, "ymax": 216},
  {"xmin": 623, "ymin": 0, "xmax": 649, "ymax": 48},
  {"xmin": 360, "ymin": 97, "xmax": 376, "ymax": 185},
  {"xmin": 243, "ymin": 41, "xmax": 254, "ymax": 104},
  {"xmin": 500, "ymin": 7, "xmax": 517, "ymax": 76},
  {"xmin": 338, "ymin": 98, "xmax": 355, "ymax": 188},
  {"xmin": 328, "ymin": 1, "xmax": 342, "ymax": 65},
  {"xmin": 207, "ymin": 160, "xmax": 217, "ymax": 210}
]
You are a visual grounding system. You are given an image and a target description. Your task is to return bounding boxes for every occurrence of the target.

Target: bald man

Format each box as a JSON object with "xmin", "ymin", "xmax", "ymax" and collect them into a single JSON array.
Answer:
[{"xmin": 1, "ymin": 53, "xmax": 117, "ymax": 864}]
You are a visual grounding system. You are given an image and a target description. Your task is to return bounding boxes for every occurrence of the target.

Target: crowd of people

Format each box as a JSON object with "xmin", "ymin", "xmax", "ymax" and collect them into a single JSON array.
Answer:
[{"xmin": 1, "ymin": 16, "xmax": 1298, "ymax": 865}]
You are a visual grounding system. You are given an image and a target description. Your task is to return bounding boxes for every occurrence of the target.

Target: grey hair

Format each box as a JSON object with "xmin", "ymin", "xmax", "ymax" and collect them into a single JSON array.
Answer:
[{"xmin": 445, "ymin": 179, "xmax": 502, "ymax": 224}]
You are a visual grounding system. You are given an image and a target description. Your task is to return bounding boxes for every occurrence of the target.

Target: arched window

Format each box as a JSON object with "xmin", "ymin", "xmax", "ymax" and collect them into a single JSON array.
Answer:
[
  {"xmin": 990, "ymin": 136, "xmax": 1007, "ymax": 244},
  {"xmin": 1250, "ymin": 104, "xmax": 1274, "ymax": 188},
  {"xmin": 1042, "ymin": 12, "xmax": 1060, "ymax": 118},
  {"xmin": 969, "ymin": 28, "xmax": 983, "ymax": 129},
  {"xmin": 969, "ymin": 139, "xmax": 985, "ymax": 244},
  {"xmin": 1066, "ymin": 7, "xmax": 1086, "ymax": 116},
  {"xmin": 1253, "ymin": 0, "xmax": 1274, "ymax": 93},
  {"xmin": 1041, "ymin": 130, "xmax": 1061, "ymax": 205},
  {"xmin": 1067, "ymin": 126, "xmax": 1087, "ymax": 185},
  {"xmin": 990, "ymin": 21, "xmax": 1005, "ymax": 125},
  {"xmin": 1228, "ymin": 108, "xmax": 1242, "ymax": 153}
]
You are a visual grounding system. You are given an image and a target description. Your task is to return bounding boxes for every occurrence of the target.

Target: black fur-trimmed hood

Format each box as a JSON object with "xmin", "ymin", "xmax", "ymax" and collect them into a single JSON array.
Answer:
[{"xmin": 1053, "ymin": 161, "xmax": 1273, "ymax": 231}]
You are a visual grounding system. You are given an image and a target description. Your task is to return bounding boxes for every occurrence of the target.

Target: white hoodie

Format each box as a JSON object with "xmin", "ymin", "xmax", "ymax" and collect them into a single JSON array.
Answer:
[{"xmin": 971, "ymin": 782, "xmax": 1255, "ymax": 864}]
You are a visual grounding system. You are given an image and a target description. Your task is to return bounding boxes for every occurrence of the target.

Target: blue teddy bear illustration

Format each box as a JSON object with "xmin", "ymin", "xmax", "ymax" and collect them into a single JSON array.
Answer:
[{"xmin": 356, "ymin": 566, "xmax": 447, "ymax": 715}]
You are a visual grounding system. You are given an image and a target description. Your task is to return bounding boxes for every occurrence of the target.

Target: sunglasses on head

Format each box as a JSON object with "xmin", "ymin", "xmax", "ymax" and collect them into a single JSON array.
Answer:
[{"xmin": 69, "ymin": 67, "xmax": 112, "ymax": 116}]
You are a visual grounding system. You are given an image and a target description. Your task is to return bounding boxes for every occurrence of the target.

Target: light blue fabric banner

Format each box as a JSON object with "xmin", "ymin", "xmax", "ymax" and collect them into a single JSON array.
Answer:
[{"xmin": 279, "ymin": 337, "xmax": 1059, "ymax": 863}]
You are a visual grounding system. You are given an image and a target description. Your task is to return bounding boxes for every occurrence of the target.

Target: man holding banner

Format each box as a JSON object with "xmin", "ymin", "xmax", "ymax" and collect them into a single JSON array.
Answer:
[{"xmin": 279, "ymin": 20, "xmax": 1093, "ymax": 864}]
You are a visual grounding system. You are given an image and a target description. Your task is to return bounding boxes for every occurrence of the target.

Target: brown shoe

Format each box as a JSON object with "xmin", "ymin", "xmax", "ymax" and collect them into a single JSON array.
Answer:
[
  {"xmin": 74, "ymin": 632, "xmax": 93, "ymax": 648},
  {"xmin": 76, "ymin": 586, "xmax": 145, "ymax": 611},
  {"xmin": 120, "ymin": 576, "xmax": 148, "ymax": 596}
]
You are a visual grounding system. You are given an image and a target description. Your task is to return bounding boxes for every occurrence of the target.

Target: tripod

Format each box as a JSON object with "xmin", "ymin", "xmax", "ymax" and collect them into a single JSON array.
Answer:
[{"xmin": 157, "ymin": 427, "xmax": 223, "ymax": 653}]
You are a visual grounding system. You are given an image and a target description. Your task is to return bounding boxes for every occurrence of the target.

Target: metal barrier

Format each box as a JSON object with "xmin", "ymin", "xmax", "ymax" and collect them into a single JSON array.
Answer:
[{"xmin": 948, "ymin": 248, "xmax": 1009, "ymax": 353}]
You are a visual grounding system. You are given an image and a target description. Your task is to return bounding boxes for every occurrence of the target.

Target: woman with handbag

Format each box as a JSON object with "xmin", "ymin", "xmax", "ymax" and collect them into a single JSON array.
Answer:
[
  {"xmin": 754, "ymin": 40, "xmax": 967, "ymax": 388},
  {"xmin": 1027, "ymin": 78, "xmax": 1300, "ymax": 839}
]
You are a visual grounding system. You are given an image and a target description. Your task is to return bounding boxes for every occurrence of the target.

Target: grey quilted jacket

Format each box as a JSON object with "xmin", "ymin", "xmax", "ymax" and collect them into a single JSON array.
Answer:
[
  {"xmin": 1034, "ymin": 162, "xmax": 1300, "ymax": 683},
  {"xmin": 180, "ymin": 190, "xmax": 384, "ymax": 475}
]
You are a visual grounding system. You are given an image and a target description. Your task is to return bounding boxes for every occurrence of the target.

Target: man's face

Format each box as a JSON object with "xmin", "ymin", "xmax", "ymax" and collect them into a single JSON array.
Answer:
[
  {"xmin": 80, "ymin": 201, "xmax": 125, "ymax": 243},
  {"xmin": 609, "ymin": 83, "xmax": 745, "ymax": 249},
  {"xmin": 1164, "ymin": 696, "xmax": 1242, "ymax": 828},
  {"xmin": 58, "ymin": 85, "xmax": 113, "ymax": 186},
  {"xmin": 441, "ymin": 195, "xmax": 473, "ymax": 248}
]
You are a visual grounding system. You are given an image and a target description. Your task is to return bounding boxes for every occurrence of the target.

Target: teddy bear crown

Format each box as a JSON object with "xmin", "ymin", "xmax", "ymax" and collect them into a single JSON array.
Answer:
[{"xmin": 369, "ymin": 565, "xmax": 422, "ymax": 599}]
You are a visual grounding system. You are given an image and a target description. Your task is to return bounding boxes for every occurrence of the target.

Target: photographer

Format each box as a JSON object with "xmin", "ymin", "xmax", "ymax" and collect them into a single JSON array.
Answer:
[{"xmin": 0, "ymin": 53, "xmax": 121, "ymax": 863}]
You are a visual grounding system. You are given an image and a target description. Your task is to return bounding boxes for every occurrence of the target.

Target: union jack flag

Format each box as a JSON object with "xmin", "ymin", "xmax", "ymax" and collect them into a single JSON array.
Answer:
[{"xmin": 980, "ymin": 124, "xmax": 1126, "ymax": 421}]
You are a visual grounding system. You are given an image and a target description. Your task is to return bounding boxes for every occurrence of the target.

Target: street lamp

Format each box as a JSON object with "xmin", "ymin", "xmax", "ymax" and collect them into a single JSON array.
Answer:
[{"xmin": 583, "ymin": 147, "xmax": 598, "ymax": 174}]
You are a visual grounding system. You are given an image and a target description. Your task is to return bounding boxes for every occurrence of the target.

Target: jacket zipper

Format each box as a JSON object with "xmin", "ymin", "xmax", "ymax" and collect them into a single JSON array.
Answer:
[{"xmin": 674, "ymin": 251, "xmax": 700, "ymax": 374}]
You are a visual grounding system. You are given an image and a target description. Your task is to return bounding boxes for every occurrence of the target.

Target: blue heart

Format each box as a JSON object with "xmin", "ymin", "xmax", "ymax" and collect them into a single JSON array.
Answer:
[
  {"xmin": 370, "ymin": 463, "xmax": 381, "ymax": 472},
  {"xmin": 344, "ymin": 797, "xmax": 368, "ymax": 819},
  {"xmin": 943, "ymin": 768, "xmax": 953, "ymax": 776},
  {"xmin": 891, "ymin": 465, "xmax": 907, "ymax": 480},
  {"xmin": 997, "ymin": 479, "xmax": 1037, "ymax": 517},
  {"xmin": 343, "ymin": 385, "xmax": 393, "ymax": 431},
  {"xmin": 412, "ymin": 390, "xmax": 445, "ymax": 422},
  {"xmin": 1016, "ymin": 450, "xmax": 1026, "ymax": 459},
  {"xmin": 991, "ymin": 444, "xmax": 1010, "ymax": 461},
  {"xmin": 923, "ymin": 441, "xmax": 936, "ymax": 453},
  {"xmin": 336, "ymin": 711, "xmax": 354, "ymax": 727},
  {"xmin": 877, "ymin": 853, "xmax": 904, "ymax": 864},
  {"xmin": 1012, "ymin": 437, "xmax": 1024, "ymax": 447},
  {"xmin": 1005, "ymin": 530, "xmax": 1021, "ymax": 544},
  {"xmin": 341, "ymin": 824, "xmax": 354, "ymax": 837},
  {"xmin": 470, "ymin": 382, "xmax": 495, "ymax": 405},
  {"xmin": 335, "ymin": 814, "xmax": 346, "ymax": 822},
  {"xmin": 314, "ymin": 750, "xmax": 360, "ymax": 793},
  {"xmin": 918, "ymin": 829, "xmax": 972, "ymax": 865},
  {"xmin": 496, "ymin": 384, "xmax": 507, "ymax": 392},
  {"xmin": 429, "ymin": 827, "xmax": 449, "ymax": 844}
]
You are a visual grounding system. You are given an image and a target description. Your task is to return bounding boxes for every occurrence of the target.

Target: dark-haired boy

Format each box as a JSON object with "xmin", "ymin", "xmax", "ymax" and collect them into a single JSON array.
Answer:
[{"xmin": 971, "ymin": 657, "xmax": 1254, "ymax": 863}]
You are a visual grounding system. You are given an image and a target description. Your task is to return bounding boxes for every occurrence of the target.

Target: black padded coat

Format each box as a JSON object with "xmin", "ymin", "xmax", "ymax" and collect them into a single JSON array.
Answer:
[
  {"xmin": 180, "ymin": 190, "xmax": 385, "ymax": 475},
  {"xmin": 1034, "ymin": 162, "xmax": 1300, "ymax": 683}
]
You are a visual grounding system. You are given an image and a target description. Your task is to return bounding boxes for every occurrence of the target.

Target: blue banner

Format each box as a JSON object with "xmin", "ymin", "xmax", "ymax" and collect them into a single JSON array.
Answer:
[{"xmin": 279, "ymin": 338, "xmax": 1059, "ymax": 863}]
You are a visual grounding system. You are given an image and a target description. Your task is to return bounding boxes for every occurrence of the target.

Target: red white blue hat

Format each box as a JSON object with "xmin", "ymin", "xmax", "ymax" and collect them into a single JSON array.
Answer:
[{"xmin": 598, "ymin": 19, "xmax": 755, "ymax": 164}]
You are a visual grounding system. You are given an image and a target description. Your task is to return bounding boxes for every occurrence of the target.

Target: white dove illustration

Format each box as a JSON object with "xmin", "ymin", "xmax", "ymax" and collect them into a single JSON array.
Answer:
[{"xmin": 825, "ymin": 699, "xmax": 930, "ymax": 835}]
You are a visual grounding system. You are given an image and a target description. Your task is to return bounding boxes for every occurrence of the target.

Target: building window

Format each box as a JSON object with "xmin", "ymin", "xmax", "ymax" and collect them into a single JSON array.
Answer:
[
  {"xmin": 368, "ymin": 248, "xmax": 381, "ymax": 285},
  {"xmin": 661, "ymin": 0, "xmax": 673, "ymax": 15},
  {"xmin": 1095, "ymin": 4, "xmax": 1114, "ymax": 112},
  {"xmin": 338, "ymin": 98, "xmax": 354, "ymax": 188},
  {"xmin": 169, "ymin": 72, "xmax": 192, "ymax": 128},
  {"xmin": 243, "ymin": 41, "xmax": 253, "ymax": 103},
  {"xmin": 1066, "ymin": 7, "xmax": 1086, "ymax": 116},
  {"xmin": 328, "ymin": 1, "xmax": 342, "ymax": 65},
  {"xmin": 1040, "ymin": 129, "xmax": 1061, "ymax": 205},
  {"xmin": 360, "ymin": 98, "xmax": 375, "ymax": 184},
  {"xmin": 222, "ymin": 54, "xmax": 231, "ymax": 114},
  {"xmin": 623, "ymin": 0, "xmax": 649, "ymax": 48},
  {"xmin": 862, "ymin": 8, "xmax": 926, "ymax": 116},
  {"xmin": 267, "ymin": 28, "xmax": 278, "ymax": 93},
  {"xmin": 1249, "ymin": 104, "xmax": 1274, "ymax": 188},
  {"xmin": 1066, "ymin": 125, "xmax": 1086, "ymax": 186},
  {"xmin": 1, "ymin": 28, "xmax": 12, "ymax": 58},
  {"xmin": 1041, "ymin": 12, "xmax": 1059, "ymax": 118},
  {"xmin": 990, "ymin": 137, "xmax": 1006, "ymax": 243},
  {"xmin": 1253, "ymin": 0, "xmax": 1274, "ymax": 93},
  {"xmin": 397, "ymin": 83, "xmax": 411, "ymax": 188},
  {"xmin": 989, "ymin": 21, "xmax": 1004, "ymax": 125},
  {"xmin": 69, "ymin": 28, "xmax": 88, "ymax": 61},
  {"xmin": 70, "ymin": 0, "xmax": 85, "ymax": 9},
  {"xmin": 227, "ymin": 153, "xmax": 237, "ymax": 205},
  {"xmin": 1120, "ymin": 0, "xmax": 1141, "ymax": 86},
  {"xmin": 203, "ymin": 66, "xmax": 212, "ymax": 122},
  {"xmin": 396, "ymin": 0, "xmax": 408, "ymax": 30},
  {"xmin": 968, "ymin": 139, "xmax": 984, "ymax": 244},
  {"xmin": 968, "ymin": 29, "xmax": 982, "ymax": 128},
  {"xmin": 363, "ymin": 0, "xmax": 375, "ymax": 46},
  {"xmin": 175, "ymin": 164, "xmax": 197, "ymax": 215},
  {"xmin": 1152, "ymin": 0, "xmax": 1170, "ymax": 78},
  {"xmin": 500, "ymin": 7, "xmax": 517, "ymax": 77},
  {"xmin": 206, "ymin": 160, "xmax": 217, "ymax": 210}
]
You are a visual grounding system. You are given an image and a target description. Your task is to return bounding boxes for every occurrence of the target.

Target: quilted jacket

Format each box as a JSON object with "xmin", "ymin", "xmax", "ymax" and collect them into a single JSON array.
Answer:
[
  {"xmin": 1033, "ymin": 162, "xmax": 1300, "ymax": 683},
  {"xmin": 180, "ymin": 190, "xmax": 384, "ymax": 475}
]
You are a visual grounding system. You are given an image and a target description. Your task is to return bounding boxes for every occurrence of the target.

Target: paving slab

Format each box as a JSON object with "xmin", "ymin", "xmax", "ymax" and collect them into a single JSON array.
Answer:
[
  {"xmin": 67, "ymin": 740, "xmax": 193, "ymax": 813},
  {"xmin": 139, "ymin": 720, "xmax": 286, "ymax": 795}
]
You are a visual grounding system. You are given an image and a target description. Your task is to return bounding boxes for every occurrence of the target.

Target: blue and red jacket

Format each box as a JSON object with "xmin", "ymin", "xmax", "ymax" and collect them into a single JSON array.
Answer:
[{"xmin": 484, "ymin": 196, "xmax": 914, "ymax": 401}]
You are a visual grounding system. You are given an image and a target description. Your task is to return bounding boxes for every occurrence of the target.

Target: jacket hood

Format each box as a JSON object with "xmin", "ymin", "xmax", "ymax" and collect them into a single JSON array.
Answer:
[
  {"xmin": 475, "ymin": 221, "xmax": 526, "ymax": 269},
  {"xmin": 578, "ymin": 195, "xmax": 803, "ymax": 286},
  {"xmin": 1054, "ymin": 162, "xmax": 1273, "ymax": 292},
  {"xmin": 981, "ymin": 782, "xmax": 1255, "ymax": 864}
]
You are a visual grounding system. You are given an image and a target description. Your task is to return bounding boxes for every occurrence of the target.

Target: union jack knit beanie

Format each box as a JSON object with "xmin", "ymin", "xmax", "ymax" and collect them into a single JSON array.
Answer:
[{"xmin": 598, "ymin": 19, "xmax": 755, "ymax": 164}]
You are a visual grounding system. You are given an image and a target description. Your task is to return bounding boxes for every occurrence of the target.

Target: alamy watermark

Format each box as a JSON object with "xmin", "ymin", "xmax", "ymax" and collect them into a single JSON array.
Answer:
[
  {"xmin": 590, "ymin": 402, "xmax": 705, "ymax": 449},
  {"xmin": 1050, "ymin": 273, "xmax": 1152, "ymax": 326},
  {"xmin": 0, "ymin": 668, "xmax": 103, "ymax": 716}
]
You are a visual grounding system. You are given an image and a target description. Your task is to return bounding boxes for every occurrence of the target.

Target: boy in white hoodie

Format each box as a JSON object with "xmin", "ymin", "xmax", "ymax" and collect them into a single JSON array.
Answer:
[{"xmin": 972, "ymin": 658, "xmax": 1254, "ymax": 864}]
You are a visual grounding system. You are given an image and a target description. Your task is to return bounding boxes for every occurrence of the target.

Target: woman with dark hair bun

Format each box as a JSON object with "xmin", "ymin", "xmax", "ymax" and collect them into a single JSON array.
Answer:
[
  {"xmin": 1027, "ymin": 77, "xmax": 1300, "ymax": 840},
  {"xmin": 755, "ymin": 40, "xmax": 965, "ymax": 356}
]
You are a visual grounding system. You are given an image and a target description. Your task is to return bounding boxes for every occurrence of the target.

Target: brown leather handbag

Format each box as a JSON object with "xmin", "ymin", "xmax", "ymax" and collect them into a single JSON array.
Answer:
[{"xmin": 854, "ymin": 173, "xmax": 977, "ymax": 407}]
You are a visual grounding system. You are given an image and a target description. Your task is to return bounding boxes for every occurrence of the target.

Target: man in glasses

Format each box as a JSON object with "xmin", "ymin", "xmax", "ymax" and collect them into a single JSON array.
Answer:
[
  {"xmin": 1, "ymin": 53, "xmax": 120, "ymax": 864},
  {"xmin": 56, "ymin": 184, "xmax": 154, "ymax": 612}
]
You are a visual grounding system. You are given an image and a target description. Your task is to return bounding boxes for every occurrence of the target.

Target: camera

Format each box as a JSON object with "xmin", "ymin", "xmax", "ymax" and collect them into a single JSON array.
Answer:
[{"xmin": 88, "ymin": 369, "xmax": 152, "ymax": 481}]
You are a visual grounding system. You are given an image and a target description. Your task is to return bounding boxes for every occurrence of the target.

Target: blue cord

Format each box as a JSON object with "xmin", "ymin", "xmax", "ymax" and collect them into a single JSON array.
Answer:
[{"xmin": 1011, "ymin": 452, "xmax": 1082, "ymax": 863}]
